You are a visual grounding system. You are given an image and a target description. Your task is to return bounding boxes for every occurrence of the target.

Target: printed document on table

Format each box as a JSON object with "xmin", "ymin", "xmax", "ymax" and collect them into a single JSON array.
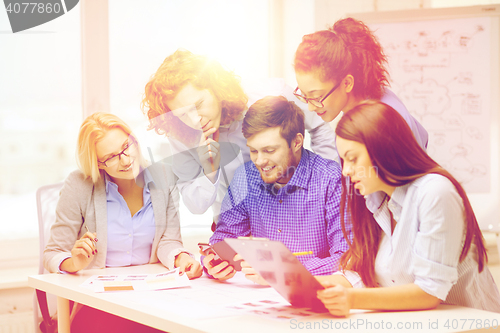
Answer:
[{"xmin": 80, "ymin": 268, "xmax": 190, "ymax": 292}]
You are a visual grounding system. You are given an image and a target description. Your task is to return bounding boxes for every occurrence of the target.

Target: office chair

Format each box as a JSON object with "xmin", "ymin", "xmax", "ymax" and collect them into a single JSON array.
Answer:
[{"xmin": 33, "ymin": 182, "xmax": 64, "ymax": 333}]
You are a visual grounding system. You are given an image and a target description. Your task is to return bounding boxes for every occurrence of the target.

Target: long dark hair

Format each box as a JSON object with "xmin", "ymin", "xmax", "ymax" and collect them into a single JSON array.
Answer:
[
  {"xmin": 294, "ymin": 17, "xmax": 389, "ymax": 100},
  {"xmin": 336, "ymin": 101, "xmax": 487, "ymax": 287}
]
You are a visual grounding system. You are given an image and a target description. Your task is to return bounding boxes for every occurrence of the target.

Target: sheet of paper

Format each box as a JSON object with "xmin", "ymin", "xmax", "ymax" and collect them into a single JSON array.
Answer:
[
  {"xmin": 129, "ymin": 272, "xmax": 300, "ymax": 320},
  {"xmin": 80, "ymin": 268, "xmax": 190, "ymax": 292},
  {"xmin": 224, "ymin": 300, "xmax": 324, "ymax": 321}
]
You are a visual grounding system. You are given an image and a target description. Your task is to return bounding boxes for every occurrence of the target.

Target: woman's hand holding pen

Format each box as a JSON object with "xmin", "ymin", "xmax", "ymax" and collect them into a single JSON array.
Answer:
[
  {"xmin": 197, "ymin": 127, "xmax": 220, "ymax": 183},
  {"xmin": 61, "ymin": 230, "xmax": 98, "ymax": 273}
]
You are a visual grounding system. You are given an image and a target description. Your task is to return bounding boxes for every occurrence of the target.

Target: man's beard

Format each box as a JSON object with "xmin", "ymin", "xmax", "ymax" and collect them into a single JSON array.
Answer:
[{"xmin": 259, "ymin": 150, "xmax": 297, "ymax": 184}]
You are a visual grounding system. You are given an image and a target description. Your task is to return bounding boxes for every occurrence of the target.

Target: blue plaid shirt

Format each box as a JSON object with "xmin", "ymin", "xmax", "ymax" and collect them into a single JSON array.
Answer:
[{"xmin": 210, "ymin": 149, "xmax": 347, "ymax": 275}]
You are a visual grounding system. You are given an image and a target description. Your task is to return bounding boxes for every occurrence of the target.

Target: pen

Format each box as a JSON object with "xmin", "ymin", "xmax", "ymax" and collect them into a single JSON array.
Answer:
[
  {"xmin": 292, "ymin": 251, "xmax": 313, "ymax": 256},
  {"xmin": 184, "ymin": 262, "xmax": 193, "ymax": 275},
  {"xmin": 206, "ymin": 134, "xmax": 215, "ymax": 173},
  {"xmin": 237, "ymin": 236, "xmax": 269, "ymax": 241},
  {"xmin": 208, "ymin": 146, "xmax": 215, "ymax": 173},
  {"xmin": 206, "ymin": 130, "xmax": 219, "ymax": 172},
  {"xmin": 85, "ymin": 225, "xmax": 98, "ymax": 243}
]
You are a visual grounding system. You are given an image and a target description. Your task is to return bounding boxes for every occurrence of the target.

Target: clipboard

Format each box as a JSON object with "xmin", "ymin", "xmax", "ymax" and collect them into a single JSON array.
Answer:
[{"xmin": 224, "ymin": 238, "xmax": 327, "ymax": 312}]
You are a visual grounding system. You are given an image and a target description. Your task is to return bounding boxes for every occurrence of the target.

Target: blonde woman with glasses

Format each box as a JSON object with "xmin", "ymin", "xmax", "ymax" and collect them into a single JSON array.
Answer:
[{"xmin": 44, "ymin": 112, "xmax": 201, "ymax": 333}]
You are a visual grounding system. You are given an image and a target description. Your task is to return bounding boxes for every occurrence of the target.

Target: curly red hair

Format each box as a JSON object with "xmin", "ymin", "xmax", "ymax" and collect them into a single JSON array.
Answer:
[{"xmin": 141, "ymin": 49, "xmax": 248, "ymax": 144}]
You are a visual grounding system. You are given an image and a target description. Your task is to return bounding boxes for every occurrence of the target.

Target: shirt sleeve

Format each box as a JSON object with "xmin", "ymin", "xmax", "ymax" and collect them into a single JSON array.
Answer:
[
  {"xmin": 380, "ymin": 89, "xmax": 428, "ymax": 150},
  {"xmin": 412, "ymin": 176, "xmax": 464, "ymax": 301},
  {"xmin": 169, "ymin": 137, "xmax": 221, "ymax": 214},
  {"xmin": 280, "ymin": 83, "xmax": 338, "ymax": 162},
  {"xmin": 333, "ymin": 270, "xmax": 365, "ymax": 288},
  {"xmin": 57, "ymin": 255, "xmax": 73, "ymax": 274},
  {"xmin": 43, "ymin": 172, "xmax": 88, "ymax": 273},
  {"xmin": 301, "ymin": 169, "xmax": 349, "ymax": 275}
]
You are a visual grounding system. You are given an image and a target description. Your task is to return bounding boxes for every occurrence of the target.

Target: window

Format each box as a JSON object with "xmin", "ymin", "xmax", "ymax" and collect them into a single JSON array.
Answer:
[
  {"xmin": 0, "ymin": 6, "xmax": 81, "ymax": 241},
  {"xmin": 108, "ymin": 0, "xmax": 270, "ymax": 232}
]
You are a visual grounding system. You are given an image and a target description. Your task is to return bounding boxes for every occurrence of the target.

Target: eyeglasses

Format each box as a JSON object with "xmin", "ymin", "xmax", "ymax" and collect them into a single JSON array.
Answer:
[
  {"xmin": 293, "ymin": 80, "xmax": 342, "ymax": 108},
  {"xmin": 98, "ymin": 140, "xmax": 138, "ymax": 167}
]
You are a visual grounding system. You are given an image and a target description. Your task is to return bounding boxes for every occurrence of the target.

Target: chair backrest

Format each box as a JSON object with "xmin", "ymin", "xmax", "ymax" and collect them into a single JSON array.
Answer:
[
  {"xmin": 33, "ymin": 182, "xmax": 64, "ymax": 333},
  {"xmin": 36, "ymin": 182, "xmax": 64, "ymax": 274}
]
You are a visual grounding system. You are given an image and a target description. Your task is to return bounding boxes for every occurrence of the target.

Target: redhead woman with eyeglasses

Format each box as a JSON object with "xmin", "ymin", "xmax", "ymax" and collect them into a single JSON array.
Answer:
[
  {"xmin": 44, "ymin": 112, "xmax": 201, "ymax": 333},
  {"xmin": 316, "ymin": 101, "xmax": 500, "ymax": 316},
  {"xmin": 294, "ymin": 17, "xmax": 428, "ymax": 153}
]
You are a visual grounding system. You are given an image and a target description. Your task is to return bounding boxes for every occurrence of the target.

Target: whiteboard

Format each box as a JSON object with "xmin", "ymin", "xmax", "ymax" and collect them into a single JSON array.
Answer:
[{"xmin": 351, "ymin": 5, "xmax": 500, "ymax": 231}]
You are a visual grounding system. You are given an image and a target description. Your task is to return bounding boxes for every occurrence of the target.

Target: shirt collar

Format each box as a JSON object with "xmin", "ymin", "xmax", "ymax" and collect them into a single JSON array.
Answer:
[
  {"xmin": 259, "ymin": 149, "xmax": 312, "ymax": 193},
  {"xmin": 364, "ymin": 182, "xmax": 410, "ymax": 214},
  {"xmin": 390, "ymin": 182, "xmax": 409, "ymax": 209},
  {"xmin": 104, "ymin": 172, "xmax": 114, "ymax": 193},
  {"xmin": 365, "ymin": 191, "xmax": 387, "ymax": 214},
  {"xmin": 104, "ymin": 168, "xmax": 155, "ymax": 194}
]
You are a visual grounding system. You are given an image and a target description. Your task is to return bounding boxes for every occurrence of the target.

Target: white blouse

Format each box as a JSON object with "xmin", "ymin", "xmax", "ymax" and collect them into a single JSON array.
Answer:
[{"xmin": 343, "ymin": 173, "xmax": 500, "ymax": 313}]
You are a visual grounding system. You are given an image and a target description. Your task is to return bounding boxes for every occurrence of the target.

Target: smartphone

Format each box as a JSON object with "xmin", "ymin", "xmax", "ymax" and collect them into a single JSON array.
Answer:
[
  {"xmin": 198, "ymin": 242, "xmax": 223, "ymax": 266},
  {"xmin": 198, "ymin": 241, "xmax": 242, "ymax": 271}
]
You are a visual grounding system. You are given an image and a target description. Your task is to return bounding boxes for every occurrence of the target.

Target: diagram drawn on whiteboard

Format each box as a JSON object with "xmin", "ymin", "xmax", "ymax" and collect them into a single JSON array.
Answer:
[{"xmin": 371, "ymin": 17, "xmax": 491, "ymax": 193}]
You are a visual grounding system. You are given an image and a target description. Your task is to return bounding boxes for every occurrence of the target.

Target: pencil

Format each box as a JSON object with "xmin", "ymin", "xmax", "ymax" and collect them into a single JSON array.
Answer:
[
  {"xmin": 85, "ymin": 225, "xmax": 98, "ymax": 243},
  {"xmin": 207, "ymin": 135, "xmax": 215, "ymax": 173},
  {"xmin": 292, "ymin": 251, "xmax": 313, "ymax": 256},
  {"xmin": 208, "ymin": 147, "xmax": 215, "ymax": 172}
]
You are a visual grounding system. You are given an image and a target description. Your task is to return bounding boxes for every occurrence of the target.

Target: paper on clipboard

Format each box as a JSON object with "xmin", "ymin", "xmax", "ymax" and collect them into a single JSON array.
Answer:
[{"xmin": 224, "ymin": 238, "xmax": 327, "ymax": 312}]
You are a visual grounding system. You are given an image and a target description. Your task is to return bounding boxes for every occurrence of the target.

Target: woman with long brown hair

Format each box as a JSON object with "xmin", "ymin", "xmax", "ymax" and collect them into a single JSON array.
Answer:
[{"xmin": 316, "ymin": 101, "xmax": 500, "ymax": 316}]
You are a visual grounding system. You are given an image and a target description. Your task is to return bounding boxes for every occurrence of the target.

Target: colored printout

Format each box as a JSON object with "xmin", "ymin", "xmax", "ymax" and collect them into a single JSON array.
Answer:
[{"xmin": 80, "ymin": 268, "xmax": 190, "ymax": 292}]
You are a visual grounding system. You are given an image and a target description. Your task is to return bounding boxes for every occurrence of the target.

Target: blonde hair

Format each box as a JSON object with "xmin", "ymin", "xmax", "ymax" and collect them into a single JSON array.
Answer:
[
  {"xmin": 76, "ymin": 113, "xmax": 145, "ymax": 183},
  {"xmin": 141, "ymin": 49, "xmax": 248, "ymax": 145}
]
